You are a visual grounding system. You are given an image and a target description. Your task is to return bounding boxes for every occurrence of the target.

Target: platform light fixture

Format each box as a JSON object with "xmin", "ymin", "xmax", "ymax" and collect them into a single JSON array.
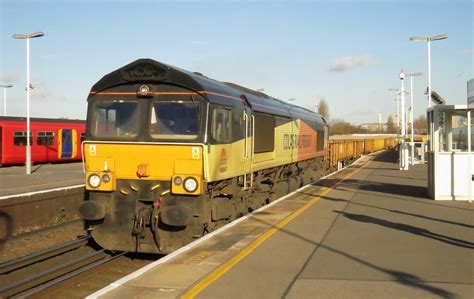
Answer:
[
  {"xmin": 409, "ymin": 34, "xmax": 448, "ymax": 108},
  {"xmin": 0, "ymin": 84, "xmax": 13, "ymax": 116},
  {"xmin": 13, "ymin": 31, "xmax": 45, "ymax": 175}
]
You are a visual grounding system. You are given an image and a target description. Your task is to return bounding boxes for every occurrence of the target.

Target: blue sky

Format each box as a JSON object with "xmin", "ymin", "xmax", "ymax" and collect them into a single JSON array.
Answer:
[{"xmin": 0, "ymin": 0, "xmax": 472, "ymax": 124}]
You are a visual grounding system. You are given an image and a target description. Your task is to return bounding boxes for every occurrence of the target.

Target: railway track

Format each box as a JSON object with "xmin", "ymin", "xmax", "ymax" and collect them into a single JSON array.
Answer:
[
  {"xmin": 0, "ymin": 236, "xmax": 124, "ymax": 298},
  {"xmin": 0, "ymin": 219, "xmax": 82, "ymax": 244}
]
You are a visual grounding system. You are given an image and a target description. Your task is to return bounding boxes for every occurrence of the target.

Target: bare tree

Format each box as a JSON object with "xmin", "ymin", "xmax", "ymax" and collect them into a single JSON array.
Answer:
[
  {"xmin": 317, "ymin": 98, "xmax": 329, "ymax": 120},
  {"xmin": 330, "ymin": 118, "xmax": 357, "ymax": 135},
  {"xmin": 413, "ymin": 115, "xmax": 427, "ymax": 131},
  {"xmin": 386, "ymin": 115, "xmax": 396, "ymax": 133}
]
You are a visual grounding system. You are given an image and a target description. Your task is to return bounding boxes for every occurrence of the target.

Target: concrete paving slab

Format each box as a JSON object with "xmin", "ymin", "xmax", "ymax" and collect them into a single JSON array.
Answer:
[
  {"xmin": 0, "ymin": 162, "xmax": 84, "ymax": 197},
  {"xmin": 286, "ymin": 279, "xmax": 473, "ymax": 299}
]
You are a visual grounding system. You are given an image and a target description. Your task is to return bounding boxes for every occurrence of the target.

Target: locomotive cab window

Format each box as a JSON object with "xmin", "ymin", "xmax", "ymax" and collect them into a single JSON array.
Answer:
[
  {"xmin": 37, "ymin": 131, "xmax": 54, "ymax": 146},
  {"xmin": 13, "ymin": 131, "xmax": 33, "ymax": 146},
  {"xmin": 150, "ymin": 100, "xmax": 199, "ymax": 140},
  {"xmin": 92, "ymin": 100, "xmax": 139, "ymax": 138},
  {"xmin": 211, "ymin": 107, "xmax": 232, "ymax": 143}
]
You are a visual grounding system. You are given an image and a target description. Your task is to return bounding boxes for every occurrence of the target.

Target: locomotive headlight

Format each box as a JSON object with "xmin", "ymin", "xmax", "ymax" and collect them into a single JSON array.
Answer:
[
  {"xmin": 88, "ymin": 174, "xmax": 101, "ymax": 188},
  {"xmin": 102, "ymin": 174, "xmax": 111, "ymax": 183},
  {"xmin": 138, "ymin": 84, "xmax": 151, "ymax": 97},
  {"xmin": 183, "ymin": 177, "xmax": 198, "ymax": 193},
  {"xmin": 173, "ymin": 176, "xmax": 183, "ymax": 185}
]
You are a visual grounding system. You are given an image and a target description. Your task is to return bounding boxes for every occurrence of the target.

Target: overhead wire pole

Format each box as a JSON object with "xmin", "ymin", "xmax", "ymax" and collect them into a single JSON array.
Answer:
[
  {"xmin": 396, "ymin": 93, "xmax": 400, "ymax": 128},
  {"xmin": 399, "ymin": 71, "xmax": 409, "ymax": 170},
  {"xmin": 0, "ymin": 84, "xmax": 13, "ymax": 116},
  {"xmin": 13, "ymin": 31, "xmax": 44, "ymax": 175},
  {"xmin": 406, "ymin": 72, "xmax": 423, "ymax": 165},
  {"xmin": 388, "ymin": 88, "xmax": 400, "ymax": 146}
]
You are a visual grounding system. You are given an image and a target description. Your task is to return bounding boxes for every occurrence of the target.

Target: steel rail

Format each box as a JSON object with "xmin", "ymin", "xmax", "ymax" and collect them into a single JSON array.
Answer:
[
  {"xmin": 18, "ymin": 251, "xmax": 128, "ymax": 298},
  {"xmin": 0, "ymin": 235, "xmax": 90, "ymax": 274},
  {"xmin": 0, "ymin": 219, "xmax": 82, "ymax": 243},
  {"xmin": 0, "ymin": 247, "xmax": 110, "ymax": 298}
]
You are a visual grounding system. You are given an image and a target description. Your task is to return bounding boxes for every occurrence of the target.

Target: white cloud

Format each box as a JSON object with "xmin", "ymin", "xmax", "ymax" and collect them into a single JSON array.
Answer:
[
  {"xmin": 33, "ymin": 85, "xmax": 54, "ymax": 99},
  {"xmin": 0, "ymin": 72, "xmax": 19, "ymax": 82},
  {"xmin": 327, "ymin": 55, "xmax": 375, "ymax": 72},
  {"xmin": 28, "ymin": 78, "xmax": 66, "ymax": 102}
]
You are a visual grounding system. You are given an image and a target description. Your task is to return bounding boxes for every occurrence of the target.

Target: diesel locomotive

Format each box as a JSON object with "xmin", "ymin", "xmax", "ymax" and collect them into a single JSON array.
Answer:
[{"xmin": 79, "ymin": 59, "xmax": 329, "ymax": 254}]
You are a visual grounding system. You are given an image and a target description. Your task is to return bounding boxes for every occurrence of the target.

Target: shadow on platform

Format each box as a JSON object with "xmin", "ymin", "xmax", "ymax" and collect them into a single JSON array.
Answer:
[
  {"xmin": 313, "ymin": 178, "xmax": 429, "ymax": 199},
  {"xmin": 311, "ymin": 195, "xmax": 474, "ymax": 229},
  {"xmin": 371, "ymin": 150, "xmax": 399, "ymax": 163},
  {"xmin": 247, "ymin": 215, "xmax": 458, "ymax": 299},
  {"xmin": 334, "ymin": 211, "xmax": 474, "ymax": 250}
]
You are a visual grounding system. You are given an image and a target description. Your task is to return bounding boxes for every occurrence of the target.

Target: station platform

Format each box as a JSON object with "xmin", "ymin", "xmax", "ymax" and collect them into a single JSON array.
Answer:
[
  {"xmin": 88, "ymin": 151, "xmax": 473, "ymax": 299},
  {"xmin": 0, "ymin": 162, "xmax": 84, "ymax": 198}
]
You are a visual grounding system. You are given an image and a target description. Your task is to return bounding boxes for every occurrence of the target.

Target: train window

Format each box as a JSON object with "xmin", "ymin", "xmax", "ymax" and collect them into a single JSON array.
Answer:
[
  {"xmin": 92, "ymin": 100, "xmax": 139, "ymax": 138},
  {"xmin": 37, "ymin": 131, "xmax": 54, "ymax": 146},
  {"xmin": 254, "ymin": 113, "xmax": 275, "ymax": 153},
  {"xmin": 211, "ymin": 108, "xmax": 232, "ymax": 143},
  {"xmin": 150, "ymin": 100, "xmax": 199, "ymax": 139},
  {"xmin": 13, "ymin": 131, "xmax": 33, "ymax": 146}
]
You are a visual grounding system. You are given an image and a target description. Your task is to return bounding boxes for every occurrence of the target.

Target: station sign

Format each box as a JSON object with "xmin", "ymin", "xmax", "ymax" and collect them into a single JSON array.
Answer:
[{"xmin": 468, "ymin": 78, "xmax": 474, "ymax": 109}]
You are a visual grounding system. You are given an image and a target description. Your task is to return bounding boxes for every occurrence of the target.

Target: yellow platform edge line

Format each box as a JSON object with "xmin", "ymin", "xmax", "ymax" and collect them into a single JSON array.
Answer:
[{"xmin": 181, "ymin": 160, "xmax": 368, "ymax": 299}]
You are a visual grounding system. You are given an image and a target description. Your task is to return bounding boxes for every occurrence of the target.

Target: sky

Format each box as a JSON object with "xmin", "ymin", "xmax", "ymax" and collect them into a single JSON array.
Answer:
[{"xmin": 0, "ymin": 0, "xmax": 472, "ymax": 124}]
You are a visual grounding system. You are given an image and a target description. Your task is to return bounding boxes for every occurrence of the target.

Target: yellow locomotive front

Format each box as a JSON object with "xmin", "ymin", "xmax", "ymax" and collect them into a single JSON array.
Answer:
[{"xmin": 79, "ymin": 60, "xmax": 210, "ymax": 253}]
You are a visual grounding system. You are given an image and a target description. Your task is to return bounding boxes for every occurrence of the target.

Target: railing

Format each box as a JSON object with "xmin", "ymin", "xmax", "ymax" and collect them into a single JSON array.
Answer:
[{"xmin": 406, "ymin": 141, "xmax": 427, "ymax": 164}]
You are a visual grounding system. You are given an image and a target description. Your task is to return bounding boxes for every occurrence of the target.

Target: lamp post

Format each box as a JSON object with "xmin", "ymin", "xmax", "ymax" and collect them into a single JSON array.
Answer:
[
  {"xmin": 0, "ymin": 84, "xmax": 13, "ymax": 116},
  {"xmin": 399, "ymin": 70, "xmax": 409, "ymax": 171},
  {"xmin": 13, "ymin": 31, "xmax": 44, "ymax": 175},
  {"xmin": 406, "ymin": 72, "xmax": 423, "ymax": 165},
  {"xmin": 409, "ymin": 34, "xmax": 447, "ymax": 108}
]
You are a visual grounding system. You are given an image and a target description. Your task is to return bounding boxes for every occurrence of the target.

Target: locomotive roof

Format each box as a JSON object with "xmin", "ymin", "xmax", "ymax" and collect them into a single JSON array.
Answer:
[{"xmin": 90, "ymin": 59, "xmax": 324, "ymax": 122}]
